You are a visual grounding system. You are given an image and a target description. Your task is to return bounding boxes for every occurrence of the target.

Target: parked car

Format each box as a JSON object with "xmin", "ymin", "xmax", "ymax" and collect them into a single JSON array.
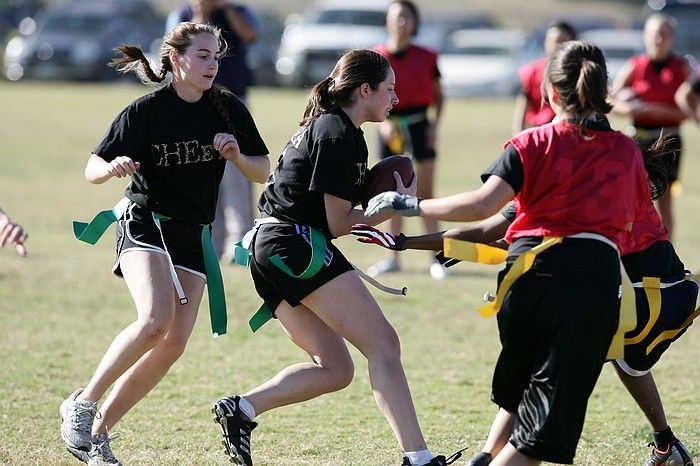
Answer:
[
  {"xmin": 438, "ymin": 28, "xmax": 524, "ymax": 97},
  {"xmin": 3, "ymin": 0, "xmax": 163, "ymax": 82},
  {"xmin": 416, "ymin": 11, "xmax": 496, "ymax": 50},
  {"xmin": 579, "ymin": 28, "xmax": 644, "ymax": 82},
  {"xmin": 247, "ymin": 9, "xmax": 284, "ymax": 87},
  {"xmin": 275, "ymin": 0, "xmax": 389, "ymax": 87}
]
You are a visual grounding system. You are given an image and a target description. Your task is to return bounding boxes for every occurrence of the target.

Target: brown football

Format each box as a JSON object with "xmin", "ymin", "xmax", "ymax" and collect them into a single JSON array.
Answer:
[{"xmin": 360, "ymin": 155, "xmax": 415, "ymax": 209}]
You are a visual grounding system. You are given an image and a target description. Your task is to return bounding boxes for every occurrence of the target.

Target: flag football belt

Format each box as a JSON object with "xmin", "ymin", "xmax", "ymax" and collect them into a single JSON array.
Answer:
[
  {"xmin": 387, "ymin": 112, "xmax": 428, "ymax": 154},
  {"xmin": 73, "ymin": 198, "xmax": 228, "ymax": 338},
  {"xmin": 234, "ymin": 217, "xmax": 407, "ymax": 333},
  {"xmin": 624, "ymin": 274, "xmax": 700, "ymax": 356},
  {"xmin": 443, "ymin": 233, "xmax": 635, "ymax": 360}
]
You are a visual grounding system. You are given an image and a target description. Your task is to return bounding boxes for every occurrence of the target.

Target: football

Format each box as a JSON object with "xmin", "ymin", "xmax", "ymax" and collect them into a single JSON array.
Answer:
[{"xmin": 360, "ymin": 155, "xmax": 415, "ymax": 209}]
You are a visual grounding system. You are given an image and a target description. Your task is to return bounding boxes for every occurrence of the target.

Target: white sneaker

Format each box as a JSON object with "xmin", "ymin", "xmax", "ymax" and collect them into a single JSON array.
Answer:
[
  {"xmin": 60, "ymin": 388, "xmax": 99, "ymax": 451},
  {"xmin": 67, "ymin": 433, "xmax": 122, "ymax": 466},
  {"xmin": 430, "ymin": 262, "xmax": 449, "ymax": 280},
  {"xmin": 368, "ymin": 258, "xmax": 400, "ymax": 277}
]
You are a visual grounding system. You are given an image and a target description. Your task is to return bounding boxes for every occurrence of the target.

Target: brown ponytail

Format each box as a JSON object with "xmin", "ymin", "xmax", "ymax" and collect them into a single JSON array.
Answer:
[
  {"xmin": 641, "ymin": 134, "xmax": 679, "ymax": 200},
  {"xmin": 544, "ymin": 41, "xmax": 612, "ymax": 119},
  {"xmin": 207, "ymin": 84, "xmax": 241, "ymax": 137},
  {"xmin": 300, "ymin": 49, "xmax": 390, "ymax": 126}
]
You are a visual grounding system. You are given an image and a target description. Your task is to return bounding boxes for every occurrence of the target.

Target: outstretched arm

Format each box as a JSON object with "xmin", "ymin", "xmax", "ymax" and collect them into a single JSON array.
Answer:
[{"xmin": 365, "ymin": 175, "xmax": 514, "ymax": 222}]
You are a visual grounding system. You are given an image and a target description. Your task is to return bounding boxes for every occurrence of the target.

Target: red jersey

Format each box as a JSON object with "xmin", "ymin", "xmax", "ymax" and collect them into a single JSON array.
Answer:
[
  {"xmin": 628, "ymin": 54, "xmax": 688, "ymax": 127},
  {"xmin": 373, "ymin": 44, "xmax": 439, "ymax": 110},
  {"xmin": 518, "ymin": 57, "xmax": 555, "ymax": 127},
  {"xmin": 505, "ymin": 121, "xmax": 649, "ymax": 248},
  {"xmin": 621, "ymin": 199, "xmax": 669, "ymax": 255}
]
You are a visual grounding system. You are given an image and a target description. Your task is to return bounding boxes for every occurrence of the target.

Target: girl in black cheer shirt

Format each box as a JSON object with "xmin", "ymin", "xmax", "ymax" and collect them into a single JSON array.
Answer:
[
  {"xmin": 60, "ymin": 22, "xmax": 269, "ymax": 465},
  {"xmin": 211, "ymin": 49, "xmax": 461, "ymax": 466}
]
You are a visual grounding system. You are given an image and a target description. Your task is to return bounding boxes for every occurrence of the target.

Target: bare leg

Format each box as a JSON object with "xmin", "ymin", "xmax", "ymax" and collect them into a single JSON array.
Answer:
[
  {"xmin": 92, "ymin": 269, "xmax": 205, "ymax": 433},
  {"xmin": 613, "ymin": 362, "xmax": 668, "ymax": 432},
  {"xmin": 244, "ymin": 271, "xmax": 426, "ymax": 452},
  {"xmin": 415, "ymin": 159, "xmax": 439, "ymax": 240},
  {"xmin": 482, "ymin": 408, "xmax": 516, "ymax": 457},
  {"xmin": 656, "ymin": 191, "xmax": 673, "ymax": 240},
  {"xmin": 490, "ymin": 443, "xmax": 541, "ymax": 466},
  {"xmin": 80, "ymin": 251, "xmax": 178, "ymax": 403},
  {"xmin": 242, "ymin": 300, "xmax": 354, "ymax": 412}
]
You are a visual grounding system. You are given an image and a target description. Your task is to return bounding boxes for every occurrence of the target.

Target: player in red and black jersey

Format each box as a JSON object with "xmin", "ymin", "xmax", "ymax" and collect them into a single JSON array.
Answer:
[
  {"xmin": 675, "ymin": 67, "xmax": 700, "ymax": 124},
  {"xmin": 365, "ymin": 41, "xmax": 652, "ymax": 465},
  {"xmin": 372, "ymin": 0, "xmax": 446, "ymax": 279},
  {"xmin": 512, "ymin": 21, "xmax": 576, "ymax": 135},
  {"xmin": 611, "ymin": 14, "xmax": 693, "ymax": 240}
]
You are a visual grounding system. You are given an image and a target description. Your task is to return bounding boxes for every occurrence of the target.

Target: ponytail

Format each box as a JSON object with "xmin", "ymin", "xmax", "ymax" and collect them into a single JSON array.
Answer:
[
  {"xmin": 208, "ymin": 84, "xmax": 241, "ymax": 137},
  {"xmin": 109, "ymin": 45, "xmax": 166, "ymax": 83},
  {"xmin": 641, "ymin": 134, "xmax": 678, "ymax": 200},
  {"xmin": 301, "ymin": 77, "xmax": 335, "ymax": 126}
]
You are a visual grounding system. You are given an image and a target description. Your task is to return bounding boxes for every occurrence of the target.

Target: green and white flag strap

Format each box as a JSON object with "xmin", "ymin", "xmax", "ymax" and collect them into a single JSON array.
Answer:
[
  {"xmin": 73, "ymin": 198, "xmax": 228, "ymax": 338},
  {"xmin": 235, "ymin": 218, "xmax": 406, "ymax": 333}
]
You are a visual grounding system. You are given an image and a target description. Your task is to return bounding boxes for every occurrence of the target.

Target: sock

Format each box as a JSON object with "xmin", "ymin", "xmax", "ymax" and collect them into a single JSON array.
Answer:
[
  {"xmin": 405, "ymin": 449, "xmax": 433, "ymax": 466},
  {"xmin": 75, "ymin": 396, "xmax": 96, "ymax": 406},
  {"xmin": 652, "ymin": 426, "xmax": 676, "ymax": 450},
  {"xmin": 238, "ymin": 396, "xmax": 256, "ymax": 421}
]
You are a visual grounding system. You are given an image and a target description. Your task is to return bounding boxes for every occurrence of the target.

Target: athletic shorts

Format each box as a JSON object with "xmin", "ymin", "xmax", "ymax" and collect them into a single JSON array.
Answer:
[
  {"xmin": 491, "ymin": 238, "xmax": 620, "ymax": 464},
  {"xmin": 379, "ymin": 113, "xmax": 436, "ymax": 162},
  {"xmin": 114, "ymin": 201, "xmax": 207, "ymax": 280},
  {"xmin": 618, "ymin": 278, "xmax": 699, "ymax": 375},
  {"xmin": 250, "ymin": 223, "xmax": 354, "ymax": 314},
  {"xmin": 635, "ymin": 128, "xmax": 682, "ymax": 183}
]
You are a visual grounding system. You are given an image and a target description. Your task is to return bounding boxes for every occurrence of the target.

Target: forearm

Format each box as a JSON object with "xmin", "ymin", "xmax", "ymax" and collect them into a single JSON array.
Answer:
[
  {"xmin": 230, "ymin": 154, "xmax": 270, "ymax": 183},
  {"xmin": 84, "ymin": 154, "xmax": 113, "ymax": 184},
  {"xmin": 418, "ymin": 192, "xmax": 495, "ymax": 222}
]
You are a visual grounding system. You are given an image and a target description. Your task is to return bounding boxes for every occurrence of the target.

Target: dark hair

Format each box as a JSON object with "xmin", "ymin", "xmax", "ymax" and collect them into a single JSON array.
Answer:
[
  {"xmin": 549, "ymin": 21, "xmax": 577, "ymax": 40},
  {"xmin": 109, "ymin": 22, "xmax": 238, "ymax": 135},
  {"xmin": 389, "ymin": 0, "xmax": 420, "ymax": 36},
  {"xmin": 642, "ymin": 134, "xmax": 679, "ymax": 200},
  {"xmin": 300, "ymin": 49, "xmax": 391, "ymax": 126},
  {"xmin": 543, "ymin": 40, "xmax": 612, "ymax": 119}
]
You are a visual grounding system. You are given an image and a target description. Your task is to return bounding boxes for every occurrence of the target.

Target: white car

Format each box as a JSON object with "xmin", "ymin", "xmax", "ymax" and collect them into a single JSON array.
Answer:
[
  {"xmin": 275, "ymin": 0, "xmax": 389, "ymax": 86},
  {"xmin": 579, "ymin": 28, "xmax": 644, "ymax": 82},
  {"xmin": 438, "ymin": 28, "xmax": 524, "ymax": 97}
]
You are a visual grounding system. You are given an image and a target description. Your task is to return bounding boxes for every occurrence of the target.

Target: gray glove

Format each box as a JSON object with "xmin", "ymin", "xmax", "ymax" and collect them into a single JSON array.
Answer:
[{"xmin": 364, "ymin": 191, "xmax": 421, "ymax": 217}]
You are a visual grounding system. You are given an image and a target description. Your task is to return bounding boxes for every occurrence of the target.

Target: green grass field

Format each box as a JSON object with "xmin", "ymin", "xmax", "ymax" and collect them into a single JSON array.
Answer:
[{"xmin": 1, "ymin": 81, "xmax": 699, "ymax": 465}]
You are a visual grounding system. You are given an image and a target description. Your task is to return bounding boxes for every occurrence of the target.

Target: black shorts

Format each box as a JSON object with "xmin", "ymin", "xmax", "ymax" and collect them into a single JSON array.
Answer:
[
  {"xmin": 114, "ymin": 201, "xmax": 207, "ymax": 280},
  {"xmin": 379, "ymin": 113, "xmax": 436, "ymax": 162},
  {"xmin": 491, "ymin": 239, "xmax": 620, "ymax": 464},
  {"xmin": 635, "ymin": 128, "xmax": 682, "ymax": 183},
  {"xmin": 618, "ymin": 278, "xmax": 699, "ymax": 375},
  {"xmin": 250, "ymin": 223, "xmax": 354, "ymax": 314}
]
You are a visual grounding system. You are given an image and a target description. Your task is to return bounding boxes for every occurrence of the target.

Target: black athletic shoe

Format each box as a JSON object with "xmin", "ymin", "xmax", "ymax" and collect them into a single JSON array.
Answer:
[
  {"xmin": 465, "ymin": 451, "xmax": 493, "ymax": 466},
  {"xmin": 645, "ymin": 439, "xmax": 694, "ymax": 466},
  {"xmin": 401, "ymin": 448, "xmax": 467, "ymax": 465},
  {"xmin": 212, "ymin": 396, "xmax": 258, "ymax": 466}
]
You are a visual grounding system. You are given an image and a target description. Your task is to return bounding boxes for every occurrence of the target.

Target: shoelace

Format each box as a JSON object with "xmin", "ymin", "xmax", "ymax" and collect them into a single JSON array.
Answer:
[
  {"xmin": 93, "ymin": 432, "xmax": 120, "ymax": 463},
  {"xmin": 70, "ymin": 403, "xmax": 101, "ymax": 436},
  {"xmin": 441, "ymin": 447, "xmax": 468, "ymax": 465}
]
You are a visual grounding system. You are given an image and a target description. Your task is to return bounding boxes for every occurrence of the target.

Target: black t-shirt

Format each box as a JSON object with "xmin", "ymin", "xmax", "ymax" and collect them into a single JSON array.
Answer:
[
  {"xmin": 94, "ymin": 84, "xmax": 268, "ymax": 225},
  {"xmin": 692, "ymin": 79, "xmax": 700, "ymax": 95},
  {"xmin": 258, "ymin": 108, "xmax": 368, "ymax": 237}
]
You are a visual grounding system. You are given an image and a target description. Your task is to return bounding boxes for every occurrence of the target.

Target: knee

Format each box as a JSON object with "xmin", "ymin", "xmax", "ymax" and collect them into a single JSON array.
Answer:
[
  {"xmin": 137, "ymin": 316, "xmax": 173, "ymax": 347},
  {"xmin": 369, "ymin": 326, "xmax": 402, "ymax": 363},
  {"xmin": 316, "ymin": 353, "xmax": 355, "ymax": 391},
  {"xmin": 159, "ymin": 335, "xmax": 189, "ymax": 363}
]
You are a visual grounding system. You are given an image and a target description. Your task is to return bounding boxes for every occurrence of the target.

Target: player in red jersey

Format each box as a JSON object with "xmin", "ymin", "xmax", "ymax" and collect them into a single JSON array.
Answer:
[
  {"xmin": 364, "ymin": 40, "xmax": 652, "ymax": 465},
  {"xmin": 371, "ymin": 0, "xmax": 446, "ymax": 279},
  {"xmin": 610, "ymin": 14, "xmax": 693, "ymax": 240},
  {"xmin": 512, "ymin": 21, "xmax": 576, "ymax": 135},
  {"xmin": 675, "ymin": 68, "xmax": 700, "ymax": 123}
]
